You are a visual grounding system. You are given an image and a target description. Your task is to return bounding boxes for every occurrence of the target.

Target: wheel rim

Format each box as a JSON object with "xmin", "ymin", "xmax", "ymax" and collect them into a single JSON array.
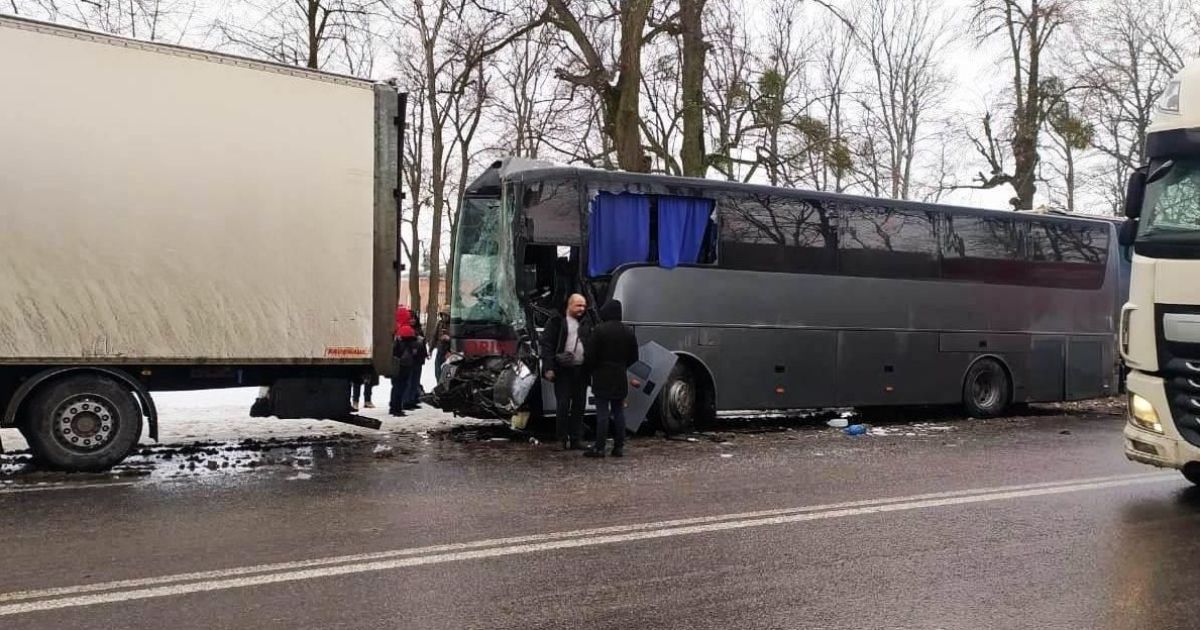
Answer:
[
  {"xmin": 52, "ymin": 394, "xmax": 119, "ymax": 453},
  {"xmin": 970, "ymin": 369, "xmax": 1001, "ymax": 410},
  {"xmin": 667, "ymin": 378, "xmax": 695, "ymax": 421}
]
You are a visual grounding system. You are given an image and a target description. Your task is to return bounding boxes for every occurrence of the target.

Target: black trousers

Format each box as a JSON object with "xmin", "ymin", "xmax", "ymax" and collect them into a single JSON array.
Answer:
[
  {"xmin": 592, "ymin": 398, "xmax": 626, "ymax": 453},
  {"xmin": 554, "ymin": 366, "xmax": 587, "ymax": 445}
]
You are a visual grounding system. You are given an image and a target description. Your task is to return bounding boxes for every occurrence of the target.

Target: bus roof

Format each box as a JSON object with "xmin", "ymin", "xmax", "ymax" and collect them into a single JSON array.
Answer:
[{"xmin": 482, "ymin": 157, "xmax": 1116, "ymax": 228}]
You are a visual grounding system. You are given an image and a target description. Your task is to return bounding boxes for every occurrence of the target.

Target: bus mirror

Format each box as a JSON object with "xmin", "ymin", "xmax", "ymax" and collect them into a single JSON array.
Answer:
[
  {"xmin": 1124, "ymin": 169, "xmax": 1146, "ymax": 219},
  {"xmin": 1118, "ymin": 219, "xmax": 1138, "ymax": 248}
]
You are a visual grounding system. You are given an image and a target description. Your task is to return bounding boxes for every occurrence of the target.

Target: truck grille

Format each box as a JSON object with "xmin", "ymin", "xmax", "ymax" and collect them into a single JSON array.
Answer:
[{"xmin": 1165, "ymin": 359, "xmax": 1200, "ymax": 447}]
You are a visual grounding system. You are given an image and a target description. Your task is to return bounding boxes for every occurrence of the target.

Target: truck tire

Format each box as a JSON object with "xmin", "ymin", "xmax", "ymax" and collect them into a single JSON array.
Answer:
[
  {"xmin": 962, "ymin": 358, "xmax": 1011, "ymax": 419},
  {"xmin": 657, "ymin": 363, "xmax": 697, "ymax": 435},
  {"xmin": 23, "ymin": 374, "xmax": 143, "ymax": 472}
]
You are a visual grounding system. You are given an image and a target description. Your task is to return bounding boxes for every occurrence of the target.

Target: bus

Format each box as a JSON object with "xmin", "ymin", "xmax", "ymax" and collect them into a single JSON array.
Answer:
[
  {"xmin": 1120, "ymin": 57, "xmax": 1200, "ymax": 483},
  {"xmin": 433, "ymin": 158, "xmax": 1122, "ymax": 433}
]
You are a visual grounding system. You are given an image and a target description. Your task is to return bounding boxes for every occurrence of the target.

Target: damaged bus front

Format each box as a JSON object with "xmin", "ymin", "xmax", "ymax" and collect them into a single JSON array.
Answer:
[
  {"xmin": 432, "ymin": 158, "xmax": 677, "ymax": 428},
  {"xmin": 433, "ymin": 159, "xmax": 574, "ymax": 421}
]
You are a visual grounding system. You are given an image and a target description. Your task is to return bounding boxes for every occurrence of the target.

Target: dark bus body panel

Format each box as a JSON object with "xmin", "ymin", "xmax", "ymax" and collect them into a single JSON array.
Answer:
[{"xmin": 610, "ymin": 263, "xmax": 1116, "ymax": 412}]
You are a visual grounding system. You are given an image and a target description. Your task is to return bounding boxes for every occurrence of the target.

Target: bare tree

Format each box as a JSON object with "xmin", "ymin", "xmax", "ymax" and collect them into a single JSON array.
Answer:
[
  {"xmin": 392, "ymin": 0, "xmax": 546, "ymax": 328},
  {"xmin": 216, "ymin": 0, "xmax": 379, "ymax": 75},
  {"xmin": 546, "ymin": 0, "xmax": 666, "ymax": 172},
  {"xmin": 809, "ymin": 9, "xmax": 856, "ymax": 192},
  {"xmin": 1041, "ymin": 81, "xmax": 1092, "ymax": 212},
  {"xmin": 12, "ymin": 0, "xmax": 197, "ymax": 41},
  {"xmin": 1074, "ymin": 0, "xmax": 1197, "ymax": 214},
  {"xmin": 489, "ymin": 26, "xmax": 576, "ymax": 159},
  {"xmin": 851, "ymin": 0, "xmax": 951, "ymax": 200},
  {"xmin": 703, "ymin": 0, "xmax": 758, "ymax": 181},
  {"xmin": 968, "ymin": 0, "xmax": 1078, "ymax": 210}
]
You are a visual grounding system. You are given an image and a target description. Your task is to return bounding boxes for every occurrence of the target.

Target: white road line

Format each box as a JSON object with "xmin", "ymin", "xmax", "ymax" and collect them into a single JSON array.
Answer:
[
  {"xmin": 0, "ymin": 472, "xmax": 1176, "ymax": 617},
  {"xmin": 0, "ymin": 482, "xmax": 137, "ymax": 495},
  {"xmin": 0, "ymin": 471, "xmax": 1162, "ymax": 605}
]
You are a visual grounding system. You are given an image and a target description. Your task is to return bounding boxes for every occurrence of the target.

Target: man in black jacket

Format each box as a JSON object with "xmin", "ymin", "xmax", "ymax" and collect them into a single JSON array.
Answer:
[
  {"xmin": 541, "ymin": 293, "xmax": 592, "ymax": 450},
  {"xmin": 583, "ymin": 299, "xmax": 639, "ymax": 458}
]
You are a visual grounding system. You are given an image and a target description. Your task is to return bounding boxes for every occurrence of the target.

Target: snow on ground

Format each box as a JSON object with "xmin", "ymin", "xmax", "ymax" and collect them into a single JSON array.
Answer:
[{"xmin": 0, "ymin": 369, "xmax": 494, "ymax": 453}]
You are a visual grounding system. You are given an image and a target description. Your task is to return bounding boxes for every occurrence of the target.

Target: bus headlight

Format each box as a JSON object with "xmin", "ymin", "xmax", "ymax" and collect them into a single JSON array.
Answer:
[{"xmin": 1129, "ymin": 393, "xmax": 1163, "ymax": 434}]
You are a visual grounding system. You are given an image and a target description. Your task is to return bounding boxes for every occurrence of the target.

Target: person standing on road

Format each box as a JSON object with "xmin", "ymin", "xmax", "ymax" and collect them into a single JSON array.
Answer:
[
  {"xmin": 432, "ymin": 306, "xmax": 451, "ymax": 380},
  {"xmin": 583, "ymin": 299, "xmax": 639, "ymax": 458},
  {"xmin": 351, "ymin": 374, "xmax": 377, "ymax": 410},
  {"xmin": 405, "ymin": 312, "xmax": 429, "ymax": 410},
  {"xmin": 541, "ymin": 293, "xmax": 592, "ymax": 450},
  {"xmin": 389, "ymin": 304, "xmax": 419, "ymax": 417}
]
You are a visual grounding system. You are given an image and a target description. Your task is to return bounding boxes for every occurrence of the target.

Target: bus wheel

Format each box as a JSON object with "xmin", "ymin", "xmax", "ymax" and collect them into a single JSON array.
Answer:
[
  {"xmin": 658, "ymin": 363, "xmax": 697, "ymax": 435},
  {"xmin": 962, "ymin": 359, "xmax": 1011, "ymax": 418},
  {"xmin": 23, "ymin": 374, "xmax": 143, "ymax": 472}
]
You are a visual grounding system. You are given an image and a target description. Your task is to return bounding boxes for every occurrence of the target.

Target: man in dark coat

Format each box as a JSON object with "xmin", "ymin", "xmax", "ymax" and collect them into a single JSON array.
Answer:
[
  {"xmin": 583, "ymin": 299, "xmax": 639, "ymax": 458},
  {"xmin": 541, "ymin": 293, "xmax": 592, "ymax": 450}
]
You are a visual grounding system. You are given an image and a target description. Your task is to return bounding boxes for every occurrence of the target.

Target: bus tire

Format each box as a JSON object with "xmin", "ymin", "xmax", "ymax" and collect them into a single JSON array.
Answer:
[
  {"xmin": 658, "ymin": 363, "xmax": 698, "ymax": 435},
  {"xmin": 962, "ymin": 358, "xmax": 1011, "ymax": 419},
  {"xmin": 23, "ymin": 374, "xmax": 143, "ymax": 472}
]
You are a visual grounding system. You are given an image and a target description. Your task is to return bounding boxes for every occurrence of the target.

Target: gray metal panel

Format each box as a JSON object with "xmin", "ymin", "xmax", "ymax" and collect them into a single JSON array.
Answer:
[
  {"xmin": 1028, "ymin": 337, "xmax": 1066, "ymax": 402},
  {"xmin": 837, "ymin": 331, "xmax": 950, "ymax": 406},
  {"xmin": 939, "ymin": 333, "xmax": 1031, "ymax": 354},
  {"xmin": 611, "ymin": 267, "xmax": 1116, "ymax": 336},
  {"xmin": 1066, "ymin": 338, "xmax": 1105, "ymax": 400},
  {"xmin": 373, "ymin": 86, "xmax": 401, "ymax": 374},
  {"xmin": 622, "ymin": 342, "xmax": 678, "ymax": 433},
  {"xmin": 1164, "ymin": 314, "xmax": 1200, "ymax": 344}
]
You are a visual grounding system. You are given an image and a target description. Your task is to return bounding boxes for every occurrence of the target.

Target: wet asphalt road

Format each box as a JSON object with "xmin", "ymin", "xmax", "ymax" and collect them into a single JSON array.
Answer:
[{"xmin": 3, "ymin": 400, "xmax": 1200, "ymax": 629}]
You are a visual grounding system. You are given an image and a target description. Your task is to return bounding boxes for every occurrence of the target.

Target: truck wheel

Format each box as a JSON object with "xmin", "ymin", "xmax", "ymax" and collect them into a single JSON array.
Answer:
[
  {"xmin": 962, "ymin": 358, "xmax": 1011, "ymax": 419},
  {"xmin": 657, "ymin": 363, "xmax": 697, "ymax": 435},
  {"xmin": 1182, "ymin": 464, "xmax": 1200, "ymax": 486},
  {"xmin": 23, "ymin": 374, "xmax": 143, "ymax": 472}
]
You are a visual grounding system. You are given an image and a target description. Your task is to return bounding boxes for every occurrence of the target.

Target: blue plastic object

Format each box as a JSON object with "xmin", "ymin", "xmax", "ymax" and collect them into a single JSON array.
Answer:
[{"xmin": 843, "ymin": 424, "xmax": 868, "ymax": 436}]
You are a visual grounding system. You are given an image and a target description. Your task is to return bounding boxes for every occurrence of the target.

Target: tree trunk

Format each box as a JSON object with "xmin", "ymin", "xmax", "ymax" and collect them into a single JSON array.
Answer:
[
  {"xmin": 612, "ymin": 0, "xmax": 651, "ymax": 172},
  {"xmin": 306, "ymin": 0, "xmax": 319, "ymax": 69},
  {"xmin": 678, "ymin": 0, "xmax": 708, "ymax": 177}
]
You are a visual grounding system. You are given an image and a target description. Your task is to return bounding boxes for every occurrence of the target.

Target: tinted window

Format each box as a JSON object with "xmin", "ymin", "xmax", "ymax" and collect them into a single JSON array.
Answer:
[
  {"xmin": 718, "ymin": 194, "xmax": 837, "ymax": 273},
  {"xmin": 1028, "ymin": 222, "xmax": 1107, "ymax": 264},
  {"xmin": 941, "ymin": 214, "xmax": 1024, "ymax": 284},
  {"xmin": 523, "ymin": 180, "xmax": 581, "ymax": 245},
  {"xmin": 839, "ymin": 206, "xmax": 939, "ymax": 279},
  {"xmin": 1026, "ymin": 221, "xmax": 1109, "ymax": 289}
]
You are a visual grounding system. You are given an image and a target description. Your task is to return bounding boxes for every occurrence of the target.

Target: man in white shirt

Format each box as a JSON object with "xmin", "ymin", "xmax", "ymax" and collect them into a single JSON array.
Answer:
[{"xmin": 542, "ymin": 293, "xmax": 592, "ymax": 450}]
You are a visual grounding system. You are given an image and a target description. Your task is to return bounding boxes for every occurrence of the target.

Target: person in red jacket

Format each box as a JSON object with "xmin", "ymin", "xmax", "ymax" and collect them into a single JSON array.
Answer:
[{"xmin": 390, "ymin": 305, "xmax": 420, "ymax": 416}]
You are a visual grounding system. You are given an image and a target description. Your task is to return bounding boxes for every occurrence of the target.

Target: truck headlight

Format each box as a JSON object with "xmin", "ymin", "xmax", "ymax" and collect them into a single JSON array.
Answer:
[{"xmin": 1129, "ymin": 393, "xmax": 1163, "ymax": 433}]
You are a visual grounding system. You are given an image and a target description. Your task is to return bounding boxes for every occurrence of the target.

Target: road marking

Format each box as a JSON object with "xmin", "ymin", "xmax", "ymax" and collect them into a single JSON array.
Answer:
[
  {"xmin": 0, "ymin": 472, "xmax": 1177, "ymax": 616},
  {"xmin": 0, "ymin": 482, "xmax": 137, "ymax": 495}
]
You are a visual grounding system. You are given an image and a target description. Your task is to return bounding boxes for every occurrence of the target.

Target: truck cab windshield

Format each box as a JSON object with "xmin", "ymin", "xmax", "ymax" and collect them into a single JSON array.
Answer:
[
  {"xmin": 451, "ymin": 195, "xmax": 522, "ymax": 328},
  {"xmin": 1139, "ymin": 157, "xmax": 1200, "ymax": 243}
]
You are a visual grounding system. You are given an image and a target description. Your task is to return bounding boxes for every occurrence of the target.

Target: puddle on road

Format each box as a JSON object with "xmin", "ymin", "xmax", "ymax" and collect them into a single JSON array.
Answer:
[{"xmin": 0, "ymin": 432, "xmax": 426, "ymax": 484}]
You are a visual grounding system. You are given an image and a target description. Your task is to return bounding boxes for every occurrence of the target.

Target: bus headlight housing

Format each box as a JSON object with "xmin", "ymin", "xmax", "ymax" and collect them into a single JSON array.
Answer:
[{"xmin": 1129, "ymin": 393, "xmax": 1163, "ymax": 434}]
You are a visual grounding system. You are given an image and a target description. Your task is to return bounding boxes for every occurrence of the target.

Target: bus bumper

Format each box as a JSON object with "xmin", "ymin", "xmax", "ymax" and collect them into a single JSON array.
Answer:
[{"xmin": 1124, "ymin": 370, "xmax": 1200, "ymax": 470}]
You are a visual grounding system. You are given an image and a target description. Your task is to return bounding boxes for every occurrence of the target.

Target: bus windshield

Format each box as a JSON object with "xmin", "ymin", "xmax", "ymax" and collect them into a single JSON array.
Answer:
[
  {"xmin": 450, "ymin": 195, "xmax": 522, "ymax": 326},
  {"xmin": 1139, "ymin": 158, "xmax": 1200, "ymax": 243}
]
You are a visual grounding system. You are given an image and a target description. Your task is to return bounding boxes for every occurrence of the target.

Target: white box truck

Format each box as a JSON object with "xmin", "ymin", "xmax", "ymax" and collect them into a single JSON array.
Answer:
[{"xmin": 0, "ymin": 15, "xmax": 403, "ymax": 471}]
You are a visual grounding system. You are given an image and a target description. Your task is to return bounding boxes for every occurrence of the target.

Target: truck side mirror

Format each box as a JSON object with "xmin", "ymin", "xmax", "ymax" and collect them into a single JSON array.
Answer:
[
  {"xmin": 1125, "ymin": 169, "xmax": 1146, "ymax": 219},
  {"xmin": 1118, "ymin": 218, "xmax": 1138, "ymax": 248}
]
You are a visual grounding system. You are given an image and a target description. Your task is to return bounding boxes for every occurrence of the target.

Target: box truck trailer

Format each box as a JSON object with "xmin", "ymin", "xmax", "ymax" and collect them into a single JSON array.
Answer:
[{"xmin": 0, "ymin": 15, "xmax": 403, "ymax": 471}]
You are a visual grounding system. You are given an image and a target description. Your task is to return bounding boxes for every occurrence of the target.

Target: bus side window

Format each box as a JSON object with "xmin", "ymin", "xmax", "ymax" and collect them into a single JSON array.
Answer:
[{"xmin": 838, "ymin": 205, "xmax": 939, "ymax": 279}]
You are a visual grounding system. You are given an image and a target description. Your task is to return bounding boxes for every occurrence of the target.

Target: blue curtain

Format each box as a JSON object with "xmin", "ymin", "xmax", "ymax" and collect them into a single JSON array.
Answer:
[
  {"xmin": 588, "ymin": 193, "xmax": 651, "ymax": 276},
  {"xmin": 658, "ymin": 196, "xmax": 713, "ymax": 269}
]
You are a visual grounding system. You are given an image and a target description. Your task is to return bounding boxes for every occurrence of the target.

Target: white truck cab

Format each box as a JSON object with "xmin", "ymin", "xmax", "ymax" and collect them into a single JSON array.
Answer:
[{"xmin": 1120, "ymin": 57, "xmax": 1200, "ymax": 482}]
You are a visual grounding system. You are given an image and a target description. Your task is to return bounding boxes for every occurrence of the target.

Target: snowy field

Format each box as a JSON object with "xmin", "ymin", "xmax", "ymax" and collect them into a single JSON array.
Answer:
[{"xmin": 0, "ymin": 369, "xmax": 492, "ymax": 453}]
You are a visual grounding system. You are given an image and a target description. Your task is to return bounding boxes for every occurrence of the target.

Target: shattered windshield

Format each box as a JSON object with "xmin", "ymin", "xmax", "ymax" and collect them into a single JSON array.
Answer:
[
  {"xmin": 450, "ymin": 194, "xmax": 523, "ymax": 326},
  {"xmin": 1139, "ymin": 158, "xmax": 1200, "ymax": 243}
]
